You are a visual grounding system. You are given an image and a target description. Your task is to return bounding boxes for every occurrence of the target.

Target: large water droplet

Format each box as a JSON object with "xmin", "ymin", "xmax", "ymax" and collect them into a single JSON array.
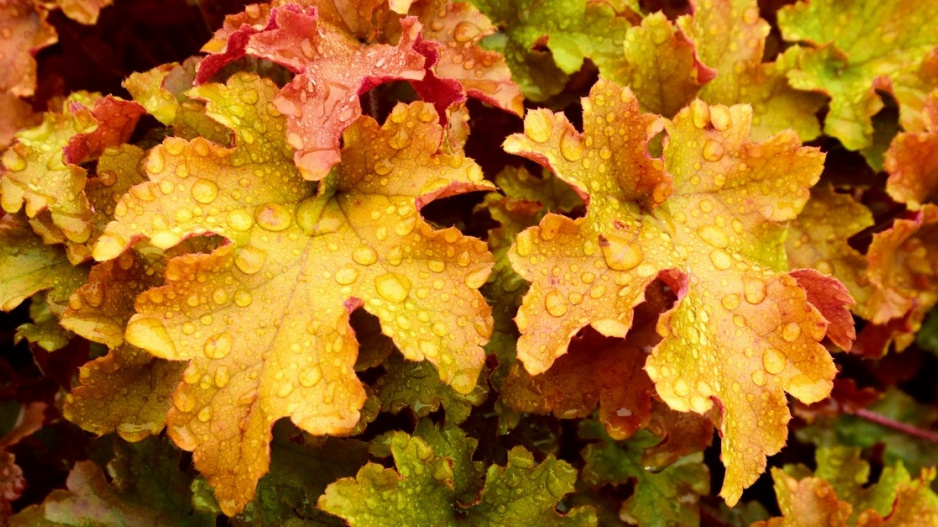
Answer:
[
  {"xmin": 3, "ymin": 149, "xmax": 27, "ymax": 172},
  {"xmin": 203, "ymin": 332, "xmax": 233, "ymax": 359},
  {"xmin": 191, "ymin": 179, "xmax": 219, "ymax": 204},
  {"xmin": 781, "ymin": 322, "xmax": 801, "ymax": 342},
  {"xmin": 352, "ymin": 245, "xmax": 379, "ymax": 266},
  {"xmin": 751, "ymin": 369, "xmax": 767, "ymax": 386},
  {"xmin": 559, "ymin": 128, "xmax": 583, "ymax": 161},
  {"xmin": 453, "ymin": 21, "xmax": 481, "ymax": 42},
  {"xmin": 254, "ymin": 203, "xmax": 292, "ymax": 232},
  {"xmin": 762, "ymin": 348, "xmax": 785, "ymax": 374},
  {"xmin": 235, "ymin": 245, "xmax": 267, "ymax": 275},
  {"xmin": 702, "ymin": 140, "xmax": 725, "ymax": 162},
  {"xmin": 214, "ymin": 366, "xmax": 230, "ymax": 388},
  {"xmin": 234, "ymin": 290, "xmax": 253, "ymax": 307},
  {"xmin": 334, "ymin": 265, "xmax": 360, "ymax": 285},
  {"xmin": 299, "ymin": 366, "xmax": 322, "ymax": 387},
  {"xmin": 697, "ymin": 225, "xmax": 728, "ymax": 248},
  {"xmin": 544, "ymin": 290, "xmax": 569, "ymax": 317},
  {"xmin": 709, "ymin": 249, "xmax": 733, "ymax": 270},
  {"xmin": 599, "ymin": 233, "xmax": 643, "ymax": 272},
  {"xmin": 743, "ymin": 277, "xmax": 767, "ymax": 304},
  {"xmin": 375, "ymin": 272, "xmax": 412, "ymax": 303}
]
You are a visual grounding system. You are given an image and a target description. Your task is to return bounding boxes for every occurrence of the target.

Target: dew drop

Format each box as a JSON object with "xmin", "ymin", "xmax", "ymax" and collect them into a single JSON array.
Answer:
[
  {"xmin": 751, "ymin": 369, "xmax": 767, "ymax": 386},
  {"xmin": 781, "ymin": 322, "xmax": 801, "ymax": 342},
  {"xmin": 515, "ymin": 231, "xmax": 534, "ymax": 257},
  {"xmin": 197, "ymin": 406, "xmax": 212, "ymax": 422},
  {"xmin": 234, "ymin": 290, "xmax": 253, "ymax": 307},
  {"xmin": 277, "ymin": 382, "xmax": 295, "ymax": 397},
  {"xmin": 299, "ymin": 366, "xmax": 322, "ymax": 387},
  {"xmin": 560, "ymin": 128, "xmax": 583, "ymax": 161},
  {"xmin": 173, "ymin": 389, "xmax": 196, "ymax": 412},
  {"xmin": 544, "ymin": 290, "xmax": 569, "ymax": 317},
  {"xmin": 697, "ymin": 225, "xmax": 728, "ymax": 248},
  {"xmin": 762, "ymin": 348, "xmax": 785, "ymax": 374},
  {"xmin": 599, "ymin": 233, "xmax": 643, "ymax": 272},
  {"xmin": 453, "ymin": 21, "xmax": 481, "ymax": 42},
  {"xmin": 702, "ymin": 140, "xmax": 725, "ymax": 162},
  {"xmin": 191, "ymin": 179, "xmax": 219, "ymax": 204},
  {"xmin": 721, "ymin": 293, "xmax": 740, "ymax": 310},
  {"xmin": 352, "ymin": 245, "xmax": 379, "ymax": 266},
  {"xmin": 709, "ymin": 249, "xmax": 733, "ymax": 270},
  {"xmin": 212, "ymin": 288, "xmax": 228, "ymax": 305},
  {"xmin": 743, "ymin": 277, "xmax": 767, "ymax": 304},
  {"xmin": 428, "ymin": 259, "xmax": 445, "ymax": 272},
  {"xmin": 464, "ymin": 267, "xmax": 489, "ymax": 288},
  {"xmin": 334, "ymin": 265, "xmax": 360, "ymax": 285},
  {"xmin": 254, "ymin": 203, "xmax": 292, "ymax": 232},
  {"xmin": 203, "ymin": 332, "xmax": 233, "ymax": 359},
  {"xmin": 234, "ymin": 245, "xmax": 267, "ymax": 275},
  {"xmin": 375, "ymin": 272, "xmax": 412, "ymax": 303},
  {"xmin": 214, "ymin": 367, "xmax": 230, "ymax": 388},
  {"xmin": 227, "ymin": 210, "xmax": 254, "ymax": 232},
  {"xmin": 147, "ymin": 150, "xmax": 165, "ymax": 173}
]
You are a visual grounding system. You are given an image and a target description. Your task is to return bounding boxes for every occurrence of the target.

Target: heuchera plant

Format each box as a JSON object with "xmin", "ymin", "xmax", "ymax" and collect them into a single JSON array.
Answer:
[{"xmin": 1, "ymin": 0, "xmax": 938, "ymax": 525}]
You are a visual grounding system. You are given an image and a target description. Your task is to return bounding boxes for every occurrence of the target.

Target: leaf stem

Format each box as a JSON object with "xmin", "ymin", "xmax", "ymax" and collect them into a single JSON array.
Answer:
[{"xmin": 852, "ymin": 408, "xmax": 938, "ymax": 443}]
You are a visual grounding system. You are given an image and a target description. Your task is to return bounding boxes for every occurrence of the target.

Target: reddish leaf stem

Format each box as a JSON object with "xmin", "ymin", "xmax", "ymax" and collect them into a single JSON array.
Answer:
[{"xmin": 852, "ymin": 408, "xmax": 938, "ymax": 443}]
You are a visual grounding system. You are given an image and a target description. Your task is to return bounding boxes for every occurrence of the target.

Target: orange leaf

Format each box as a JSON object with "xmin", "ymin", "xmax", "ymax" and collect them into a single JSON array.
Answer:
[
  {"xmin": 504, "ymin": 79, "xmax": 839, "ymax": 504},
  {"xmin": 92, "ymin": 73, "xmax": 493, "ymax": 515}
]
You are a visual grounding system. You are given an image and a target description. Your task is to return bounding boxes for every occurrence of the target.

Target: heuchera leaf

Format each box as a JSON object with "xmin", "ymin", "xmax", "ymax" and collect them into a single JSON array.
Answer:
[
  {"xmin": 0, "ymin": 214, "xmax": 89, "ymax": 312},
  {"xmin": 798, "ymin": 387, "xmax": 938, "ymax": 480},
  {"xmin": 319, "ymin": 428, "xmax": 597, "ymax": 526},
  {"xmin": 471, "ymin": 0, "xmax": 634, "ymax": 101},
  {"xmin": 61, "ymin": 244, "xmax": 200, "ymax": 442},
  {"xmin": 778, "ymin": 0, "xmax": 938, "ymax": 150},
  {"xmin": 200, "ymin": 422, "xmax": 370, "ymax": 526},
  {"xmin": 755, "ymin": 447, "xmax": 938, "ymax": 526},
  {"xmin": 49, "ymin": 0, "xmax": 114, "ymax": 25},
  {"xmin": 580, "ymin": 421, "xmax": 709, "ymax": 527},
  {"xmin": 604, "ymin": 12, "xmax": 715, "ymax": 118},
  {"xmin": 786, "ymin": 185, "xmax": 874, "ymax": 320},
  {"xmin": 14, "ymin": 291, "xmax": 73, "ymax": 351},
  {"xmin": 886, "ymin": 90, "xmax": 938, "ymax": 209},
  {"xmin": 865, "ymin": 205, "xmax": 938, "ymax": 327},
  {"xmin": 403, "ymin": 0, "xmax": 524, "ymax": 116},
  {"xmin": 375, "ymin": 352, "xmax": 487, "ymax": 425},
  {"xmin": 0, "ymin": 0, "xmax": 57, "ymax": 99},
  {"xmin": 504, "ymin": 79, "xmax": 839, "ymax": 504},
  {"xmin": 124, "ymin": 59, "xmax": 232, "ymax": 145},
  {"xmin": 501, "ymin": 281, "xmax": 675, "ymax": 440},
  {"xmin": 0, "ymin": 94, "xmax": 144, "ymax": 244},
  {"xmin": 92, "ymin": 73, "xmax": 493, "ymax": 514},
  {"xmin": 678, "ymin": 0, "xmax": 825, "ymax": 142},
  {"xmin": 196, "ymin": 4, "xmax": 431, "ymax": 180},
  {"xmin": 10, "ymin": 439, "xmax": 213, "ymax": 526}
]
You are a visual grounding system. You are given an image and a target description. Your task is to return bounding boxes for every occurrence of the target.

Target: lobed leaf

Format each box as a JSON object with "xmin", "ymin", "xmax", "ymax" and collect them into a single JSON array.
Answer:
[
  {"xmin": 0, "ymin": 94, "xmax": 144, "ymax": 244},
  {"xmin": 196, "ymin": 4, "xmax": 430, "ymax": 180},
  {"xmin": 93, "ymin": 73, "xmax": 493, "ymax": 514},
  {"xmin": 471, "ymin": 0, "xmax": 634, "ymax": 101},
  {"xmin": 604, "ymin": 12, "xmax": 714, "ymax": 118},
  {"xmin": 679, "ymin": 0, "xmax": 825, "ymax": 142},
  {"xmin": 319, "ymin": 428, "xmax": 596, "ymax": 526},
  {"xmin": 778, "ymin": 0, "xmax": 938, "ymax": 150},
  {"xmin": 504, "ymin": 79, "xmax": 840, "ymax": 504},
  {"xmin": 580, "ymin": 423, "xmax": 709, "ymax": 527}
]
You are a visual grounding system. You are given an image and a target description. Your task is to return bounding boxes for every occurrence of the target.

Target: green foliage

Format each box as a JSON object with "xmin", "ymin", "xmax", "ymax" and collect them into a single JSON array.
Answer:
[{"xmin": 2, "ymin": 0, "xmax": 938, "ymax": 525}]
